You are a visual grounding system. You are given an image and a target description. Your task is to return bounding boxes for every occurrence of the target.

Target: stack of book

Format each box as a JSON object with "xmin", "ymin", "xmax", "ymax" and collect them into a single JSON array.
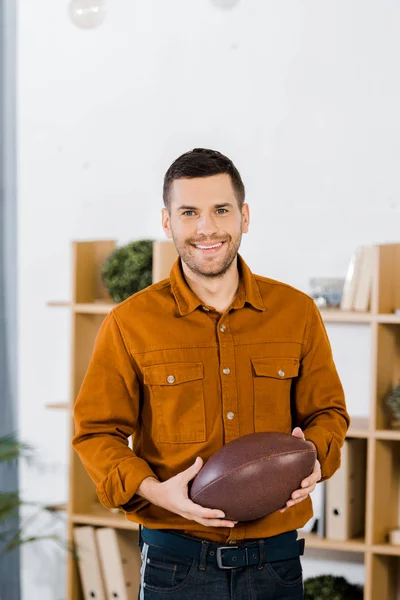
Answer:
[
  {"xmin": 340, "ymin": 246, "xmax": 375, "ymax": 312},
  {"xmin": 73, "ymin": 526, "xmax": 141, "ymax": 599}
]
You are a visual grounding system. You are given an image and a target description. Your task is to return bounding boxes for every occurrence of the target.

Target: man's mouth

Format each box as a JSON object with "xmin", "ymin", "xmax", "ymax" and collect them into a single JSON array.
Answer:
[{"xmin": 191, "ymin": 241, "xmax": 226, "ymax": 253}]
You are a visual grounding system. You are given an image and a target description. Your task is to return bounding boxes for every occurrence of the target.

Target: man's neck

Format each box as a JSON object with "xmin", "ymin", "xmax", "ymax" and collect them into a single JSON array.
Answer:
[{"xmin": 181, "ymin": 257, "xmax": 239, "ymax": 314}]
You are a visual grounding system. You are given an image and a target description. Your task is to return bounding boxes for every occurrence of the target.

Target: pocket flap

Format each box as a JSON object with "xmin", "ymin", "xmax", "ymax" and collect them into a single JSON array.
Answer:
[
  {"xmin": 251, "ymin": 358, "xmax": 300, "ymax": 379},
  {"xmin": 143, "ymin": 362, "xmax": 204, "ymax": 386}
]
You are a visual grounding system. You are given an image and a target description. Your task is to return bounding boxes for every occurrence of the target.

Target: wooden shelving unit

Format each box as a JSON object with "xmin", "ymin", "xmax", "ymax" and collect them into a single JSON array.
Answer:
[{"xmin": 46, "ymin": 240, "xmax": 400, "ymax": 599}]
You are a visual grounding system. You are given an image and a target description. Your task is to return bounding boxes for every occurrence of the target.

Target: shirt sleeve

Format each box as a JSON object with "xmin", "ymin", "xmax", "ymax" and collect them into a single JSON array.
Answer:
[
  {"xmin": 292, "ymin": 300, "xmax": 351, "ymax": 482},
  {"xmin": 72, "ymin": 311, "xmax": 158, "ymax": 513}
]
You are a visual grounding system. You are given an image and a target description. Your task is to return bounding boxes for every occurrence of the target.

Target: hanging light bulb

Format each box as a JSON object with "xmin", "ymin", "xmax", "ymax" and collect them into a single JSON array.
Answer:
[
  {"xmin": 210, "ymin": 0, "xmax": 240, "ymax": 9},
  {"xmin": 69, "ymin": 0, "xmax": 106, "ymax": 29}
]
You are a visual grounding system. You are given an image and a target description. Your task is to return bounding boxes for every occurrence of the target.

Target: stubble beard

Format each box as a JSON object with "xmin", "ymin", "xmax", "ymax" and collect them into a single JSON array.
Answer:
[{"xmin": 172, "ymin": 230, "xmax": 242, "ymax": 279}]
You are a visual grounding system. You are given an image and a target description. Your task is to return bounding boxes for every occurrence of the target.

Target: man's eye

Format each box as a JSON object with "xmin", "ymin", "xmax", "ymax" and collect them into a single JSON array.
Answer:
[
  {"xmin": 216, "ymin": 209, "xmax": 228, "ymax": 214},
  {"xmin": 182, "ymin": 211, "xmax": 195, "ymax": 216}
]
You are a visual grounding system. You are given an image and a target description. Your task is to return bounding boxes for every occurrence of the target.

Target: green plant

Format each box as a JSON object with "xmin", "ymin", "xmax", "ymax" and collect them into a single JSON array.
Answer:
[
  {"xmin": 304, "ymin": 575, "xmax": 363, "ymax": 599},
  {"xmin": 101, "ymin": 239, "xmax": 154, "ymax": 303},
  {"xmin": 386, "ymin": 379, "xmax": 400, "ymax": 422},
  {"xmin": 0, "ymin": 433, "xmax": 71, "ymax": 556}
]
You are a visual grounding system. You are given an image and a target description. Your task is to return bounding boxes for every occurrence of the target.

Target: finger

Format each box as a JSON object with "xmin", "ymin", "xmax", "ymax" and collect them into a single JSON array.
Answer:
[
  {"xmin": 179, "ymin": 457, "xmax": 203, "ymax": 483},
  {"xmin": 291, "ymin": 427, "xmax": 305, "ymax": 439},
  {"xmin": 193, "ymin": 517, "xmax": 237, "ymax": 528},
  {"xmin": 182, "ymin": 498, "xmax": 226, "ymax": 520}
]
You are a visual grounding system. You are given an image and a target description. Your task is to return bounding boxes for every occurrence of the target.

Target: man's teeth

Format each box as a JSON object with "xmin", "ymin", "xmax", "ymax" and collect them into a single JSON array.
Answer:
[{"xmin": 195, "ymin": 243, "xmax": 223, "ymax": 249}]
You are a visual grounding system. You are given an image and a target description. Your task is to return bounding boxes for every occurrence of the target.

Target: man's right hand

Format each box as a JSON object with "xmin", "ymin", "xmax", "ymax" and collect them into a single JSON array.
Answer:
[{"xmin": 136, "ymin": 456, "xmax": 237, "ymax": 528}]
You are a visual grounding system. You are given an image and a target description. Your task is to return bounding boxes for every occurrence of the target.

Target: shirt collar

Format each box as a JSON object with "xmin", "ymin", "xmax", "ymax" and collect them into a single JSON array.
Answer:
[{"xmin": 170, "ymin": 253, "xmax": 266, "ymax": 316}]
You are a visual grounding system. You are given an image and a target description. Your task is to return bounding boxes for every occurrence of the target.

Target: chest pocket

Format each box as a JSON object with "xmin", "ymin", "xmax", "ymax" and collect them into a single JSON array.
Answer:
[
  {"xmin": 251, "ymin": 358, "xmax": 300, "ymax": 433},
  {"xmin": 143, "ymin": 362, "xmax": 206, "ymax": 444}
]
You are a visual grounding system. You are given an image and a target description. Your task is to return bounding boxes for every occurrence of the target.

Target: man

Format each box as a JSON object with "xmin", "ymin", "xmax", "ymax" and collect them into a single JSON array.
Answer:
[{"xmin": 72, "ymin": 148, "xmax": 350, "ymax": 599}]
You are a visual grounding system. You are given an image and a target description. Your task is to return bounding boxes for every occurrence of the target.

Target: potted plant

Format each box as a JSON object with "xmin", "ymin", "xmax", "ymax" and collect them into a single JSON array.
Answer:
[
  {"xmin": 101, "ymin": 239, "xmax": 154, "ymax": 303},
  {"xmin": 304, "ymin": 575, "xmax": 363, "ymax": 599},
  {"xmin": 0, "ymin": 433, "xmax": 69, "ymax": 556},
  {"xmin": 385, "ymin": 380, "xmax": 400, "ymax": 429}
]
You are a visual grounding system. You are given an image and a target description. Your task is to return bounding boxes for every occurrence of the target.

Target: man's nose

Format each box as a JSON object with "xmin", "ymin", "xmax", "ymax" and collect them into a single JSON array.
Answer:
[{"xmin": 196, "ymin": 213, "xmax": 219, "ymax": 237}]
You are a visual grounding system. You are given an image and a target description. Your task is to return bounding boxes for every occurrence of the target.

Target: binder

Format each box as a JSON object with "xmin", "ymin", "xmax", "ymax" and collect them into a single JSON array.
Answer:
[
  {"xmin": 73, "ymin": 526, "xmax": 106, "ymax": 600},
  {"xmin": 95, "ymin": 527, "xmax": 141, "ymax": 600},
  {"xmin": 299, "ymin": 481, "xmax": 326, "ymax": 537},
  {"xmin": 325, "ymin": 439, "xmax": 366, "ymax": 541}
]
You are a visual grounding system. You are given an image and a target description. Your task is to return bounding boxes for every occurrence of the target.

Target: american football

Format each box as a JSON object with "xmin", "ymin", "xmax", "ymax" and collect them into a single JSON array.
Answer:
[{"xmin": 189, "ymin": 431, "xmax": 316, "ymax": 522}]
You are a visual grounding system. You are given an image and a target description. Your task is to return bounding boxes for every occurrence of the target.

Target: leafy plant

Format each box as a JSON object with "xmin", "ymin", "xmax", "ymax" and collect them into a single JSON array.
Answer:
[
  {"xmin": 304, "ymin": 575, "xmax": 363, "ymax": 599},
  {"xmin": 0, "ymin": 433, "xmax": 71, "ymax": 556},
  {"xmin": 101, "ymin": 239, "xmax": 154, "ymax": 303},
  {"xmin": 386, "ymin": 379, "xmax": 400, "ymax": 421}
]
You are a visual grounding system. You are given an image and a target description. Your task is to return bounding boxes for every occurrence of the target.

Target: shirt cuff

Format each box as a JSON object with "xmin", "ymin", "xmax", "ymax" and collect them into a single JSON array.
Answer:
[
  {"xmin": 96, "ymin": 457, "xmax": 158, "ymax": 512},
  {"xmin": 304, "ymin": 426, "xmax": 340, "ymax": 482}
]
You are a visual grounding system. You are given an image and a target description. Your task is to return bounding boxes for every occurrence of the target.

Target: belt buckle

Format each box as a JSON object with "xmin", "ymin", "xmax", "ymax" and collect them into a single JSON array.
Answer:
[{"xmin": 216, "ymin": 546, "xmax": 239, "ymax": 569}]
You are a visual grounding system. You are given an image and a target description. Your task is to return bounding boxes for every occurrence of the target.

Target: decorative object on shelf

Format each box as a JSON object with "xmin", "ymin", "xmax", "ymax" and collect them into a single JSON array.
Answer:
[
  {"xmin": 385, "ymin": 379, "xmax": 400, "ymax": 429},
  {"xmin": 210, "ymin": 0, "xmax": 240, "ymax": 9},
  {"xmin": 309, "ymin": 277, "xmax": 344, "ymax": 309},
  {"xmin": 101, "ymin": 239, "xmax": 154, "ymax": 303},
  {"xmin": 304, "ymin": 575, "xmax": 363, "ymax": 599},
  {"xmin": 69, "ymin": 0, "xmax": 106, "ymax": 29},
  {"xmin": 388, "ymin": 528, "xmax": 400, "ymax": 545}
]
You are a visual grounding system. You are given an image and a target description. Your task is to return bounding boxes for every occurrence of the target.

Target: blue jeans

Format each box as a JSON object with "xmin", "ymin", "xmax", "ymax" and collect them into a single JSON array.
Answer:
[{"xmin": 138, "ymin": 533, "xmax": 304, "ymax": 600}]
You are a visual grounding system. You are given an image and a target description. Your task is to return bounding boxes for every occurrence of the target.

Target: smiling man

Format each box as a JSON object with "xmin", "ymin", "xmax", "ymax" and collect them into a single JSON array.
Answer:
[{"xmin": 73, "ymin": 148, "xmax": 350, "ymax": 600}]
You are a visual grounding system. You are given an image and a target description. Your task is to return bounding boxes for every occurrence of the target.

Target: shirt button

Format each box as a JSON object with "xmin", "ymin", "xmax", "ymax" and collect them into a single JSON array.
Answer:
[
  {"xmin": 202, "ymin": 306, "xmax": 210, "ymax": 312},
  {"xmin": 223, "ymin": 368, "xmax": 231, "ymax": 375},
  {"xmin": 227, "ymin": 412, "xmax": 235, "ymax": 420},
  {"xmin": 220, "ymin": 324, "xmax": 227, "ymax": 333},
  {"xmin": 167, "ymin": 375, "xmax": 175, "ymax": 384},
  {"xmin": 278, "ymin": 369, "xmax": 285, "ymax": 378}
]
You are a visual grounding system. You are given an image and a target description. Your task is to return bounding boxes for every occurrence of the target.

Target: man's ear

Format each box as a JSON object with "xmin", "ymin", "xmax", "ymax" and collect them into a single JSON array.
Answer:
[
  {"xmin": 162, "ymin": 208, "xmax": 173, "ymax": 239},
  {"xmin": 242, "ymin": 203, "xmax": 250, "ymax": 233}
]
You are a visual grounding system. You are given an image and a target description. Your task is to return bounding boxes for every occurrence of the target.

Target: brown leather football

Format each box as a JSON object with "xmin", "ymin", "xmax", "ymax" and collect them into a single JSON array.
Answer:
[{"xmin": 189, "ymin": 432, "xmax": 316, "ymax": 522}]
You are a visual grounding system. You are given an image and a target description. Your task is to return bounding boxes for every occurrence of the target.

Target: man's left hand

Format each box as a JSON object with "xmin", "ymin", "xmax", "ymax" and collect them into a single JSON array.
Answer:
[{"xmin": 280, "ymin": 427, "xmax": 322, "ymax": 513}]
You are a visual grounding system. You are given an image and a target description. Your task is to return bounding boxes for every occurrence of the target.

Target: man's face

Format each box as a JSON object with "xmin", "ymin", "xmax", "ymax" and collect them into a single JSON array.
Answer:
[{"xmin": 162, "ymin": 173, "xmax": 249, "ymax": 278}]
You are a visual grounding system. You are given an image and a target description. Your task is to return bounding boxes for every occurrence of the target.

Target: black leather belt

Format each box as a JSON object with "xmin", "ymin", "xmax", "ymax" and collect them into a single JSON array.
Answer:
[{"xmin": 139, "ymin": 526, "xmax": 305, "ymax": 570}]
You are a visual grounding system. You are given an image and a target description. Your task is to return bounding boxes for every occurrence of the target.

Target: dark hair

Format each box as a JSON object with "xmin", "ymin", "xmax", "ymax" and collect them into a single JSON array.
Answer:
[{"xmin": 163, "ymin": 148, "xmax": 245, "ymax": 211}]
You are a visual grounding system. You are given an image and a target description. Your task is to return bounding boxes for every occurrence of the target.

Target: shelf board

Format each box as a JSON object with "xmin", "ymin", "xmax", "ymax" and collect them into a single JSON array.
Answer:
[
  {"xmin": 374, "ymin": 429, "xmax": 400, "ymax": 441},
  {"xmin": 347, "ymin": 416, "xmax": 370, "ymax": 438},
  {"xmin": 376, "ymin": 314, "xmax": 400, "ymax": 324},
  {"xmin": 46, "ymin": 402, "xmax": 69, "ymax": 410},
  {"xmin": 71, "ymin": 505, "xmax": 139, "ymax": 531},
  {"xmin": 44, "ymin": 503, "xmax": 67, "ymax": 513},
  {"xmin": 372, "ymin": 543, "xmax": 400, "ymax": 556},
  {"xmin": 48, "ymin": 300, "xmax": 116, "ymax": 314},
  {"xmin": 47, "ymin": 301, "xmax": 73, "ymax": 308},
  {"xmin": 320, "ymin": 310, "xmax": 372, "ymax": 323},
  {"xmin": 302, "ymin": 533, "xmax": 366, "ymax": 552}
]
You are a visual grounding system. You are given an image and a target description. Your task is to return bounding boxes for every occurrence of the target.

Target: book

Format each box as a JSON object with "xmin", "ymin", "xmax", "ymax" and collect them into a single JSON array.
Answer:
[{"xmin": 73, "ymin": 526, "xmax": 106, "ymax": 600}]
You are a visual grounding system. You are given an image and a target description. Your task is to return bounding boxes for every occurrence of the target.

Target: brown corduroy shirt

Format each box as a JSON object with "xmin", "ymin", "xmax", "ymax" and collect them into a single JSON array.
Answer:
[{"xmin": 72, "ymin": 254, "xmax": 350, "ymax": 543}]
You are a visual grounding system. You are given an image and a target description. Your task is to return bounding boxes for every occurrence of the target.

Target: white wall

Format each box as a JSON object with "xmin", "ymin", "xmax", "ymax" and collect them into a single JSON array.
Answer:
[{"xmin": 17, "ymin": 0, "xmax": 400, "ymax": 597}]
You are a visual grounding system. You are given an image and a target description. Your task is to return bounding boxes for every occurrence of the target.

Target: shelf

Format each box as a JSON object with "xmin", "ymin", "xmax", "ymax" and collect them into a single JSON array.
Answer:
[
  {"xmin": 71, "ymin": 504, "xmax": 139, "ymax": 531},
  {"xmin": 320, "ymin": 310, "xmax": 372, "ymax": 323},
  {"xmin": 47, "ymin": 301, "xmax": 73, "ymax": 308},
  {"xmin": 46, "ymin": 402, "xmax": 69, "ymax": 410},
  {"xmin": 48, "ymin": 300, "xmax": 116, "ymax": 314},
  {"xmin": 347, "ymin": 416, "xmax": 370, "ymax": 438},
  {"xmin": 372, "ymin": 544, "xmax": 400, "ymax": 556},
  {"xmin": 374, "ymin": 429, "xmax": 400, "ymax": 441},
  {"xmin": 302, "ymin": 533, "xmax": 366, "ymax": 553},
  {"xmin": 376, "ymin": 314, "xmax": 400, "ymax": 324},
  {"xmin": 44, "ymin": 503, "xmax": 67, "ymax": 513}
]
